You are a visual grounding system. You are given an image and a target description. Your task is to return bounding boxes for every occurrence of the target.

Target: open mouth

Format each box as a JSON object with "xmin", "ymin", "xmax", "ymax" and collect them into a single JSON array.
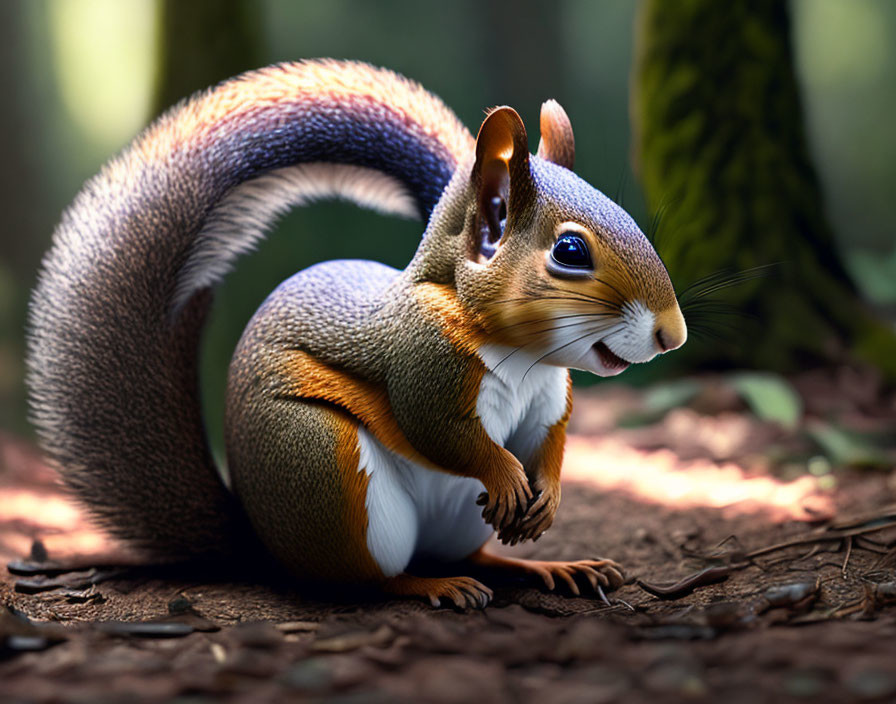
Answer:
[{"xmin": 594, "ymin": 341, "xmax": 630, "ymax": 372}]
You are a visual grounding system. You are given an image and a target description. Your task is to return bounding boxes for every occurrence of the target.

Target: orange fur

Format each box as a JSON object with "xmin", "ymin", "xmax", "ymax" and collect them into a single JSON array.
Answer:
[
  {"xmin": 537, "ymin": 100, "xmax": 575, "ymax": 170},
  {"xmin": 278, "ymin": 350, "xmax": 439, "ymax": 470},
  {"xmin": 466, "ymin": 547, "xmax": 624, "ymax": 594},
  {"xmin": 477, "ymin": 219, "xmax": 678, "ymax": 352},
  {"xmin": 478, "ymin": 252, "xmax": 620, "ymax": 348},
  {"xmin": 412, "ymin": 282, "xmax": 495, "ymax": 453},
  {"xmin": 331, "ymin": 413, "xmax": 384, "ymax": 581},
  {"xmin": 531, "ymin": 374, "xmax": 573, "ymax": 488},
  {"xmin": 126, "ymin": 60, "xmax": 474, "ymax": 177},
  {"xmin": 414, "ymin": 282, "xmax": 487, "ymax": 355}
]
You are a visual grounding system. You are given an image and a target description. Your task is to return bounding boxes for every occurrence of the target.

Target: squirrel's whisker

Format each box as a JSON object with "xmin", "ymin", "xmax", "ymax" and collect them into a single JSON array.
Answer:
[
  {"xmin": 487, "ymin": 312, "xmax": 619, "ymax": 336},
  {"xmin": 521, "ymin": 323, "xmax": 615, "ymax": 384}
]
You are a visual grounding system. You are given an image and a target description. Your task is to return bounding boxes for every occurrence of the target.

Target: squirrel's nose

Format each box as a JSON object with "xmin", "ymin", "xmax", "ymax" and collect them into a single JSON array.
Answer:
[{"xmin": 653, "ymin": 306, "xmax": 687, "ymax": 353}]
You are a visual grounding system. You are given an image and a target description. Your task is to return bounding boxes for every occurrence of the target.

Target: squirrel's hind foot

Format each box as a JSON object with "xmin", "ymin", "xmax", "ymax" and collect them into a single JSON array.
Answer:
[
  {"xmin": 468, "ymin": 548, "xmax": 624, "ymax": 599},
  {"xmin": 382, "ymin": 573, "xmax": 493, "ymax": 610}
]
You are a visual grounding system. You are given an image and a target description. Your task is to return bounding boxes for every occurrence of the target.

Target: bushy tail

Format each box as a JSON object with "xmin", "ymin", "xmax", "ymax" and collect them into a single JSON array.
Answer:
[{"xmin": 26, "ymin": 60, "xmax": 474, "ymax": 559}]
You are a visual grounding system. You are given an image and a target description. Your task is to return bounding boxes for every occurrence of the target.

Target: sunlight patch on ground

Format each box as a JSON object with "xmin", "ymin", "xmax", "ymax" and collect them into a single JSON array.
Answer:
[
  {"xmin": 0, "ymin": 438, "xmax": 835, "ymax": 565},
  {"xmin": 0, "ymin": 488, "xmax": 115, "ymax": 561},
  {"xmin": 563, "ymin": 435, "xmax": 833, "ymax": 521}
]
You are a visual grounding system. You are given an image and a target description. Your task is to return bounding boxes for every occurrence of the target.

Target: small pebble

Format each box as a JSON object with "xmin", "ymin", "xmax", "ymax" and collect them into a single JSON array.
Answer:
[
  {"xmin": 96, "ymin": 621, "xmax": 194, "ymax": 638},
  {"xmin": 167, "ymin": 596, "xmax": 193, "ymax": 614},
  {"xmin": 29, "ymin": 540, "xmax": 49, "ymax": 563},
  {"xmin": 210, "ymin": 642, "xmax": 227, "ymax": 664},
  {"xmin": 6, "ymin": 635, "xmax": 51, "ymax": 652},
  {"xmin": 764, "ymin": 580, "xmax": 818, "ymax": 608},
  {"xmin": 275, "ymin": 620, "xmax": 320, "ymax": 633},
  {"xmin": 280, "ymin": 658, "xmax": 332, "ymax": 691},
  {"xmin": 232, "ymin": 622, "xmax": 283, "ymax": 649}
]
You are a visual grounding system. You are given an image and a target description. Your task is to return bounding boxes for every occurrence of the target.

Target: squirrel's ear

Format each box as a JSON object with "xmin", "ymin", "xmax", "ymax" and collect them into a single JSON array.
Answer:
[
  {"xmin": 471, "ymin": 107, "xmax": 534, "ymax": 259},
  {"xmin": 536, "ymin": 99, "xmax": 575, "ymax": 170}
]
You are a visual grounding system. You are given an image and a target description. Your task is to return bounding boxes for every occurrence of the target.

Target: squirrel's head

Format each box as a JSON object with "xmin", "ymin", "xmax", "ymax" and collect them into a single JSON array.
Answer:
[{"xmin": 436, "ymin": 104, "xmax": 686, "ymax": 376}]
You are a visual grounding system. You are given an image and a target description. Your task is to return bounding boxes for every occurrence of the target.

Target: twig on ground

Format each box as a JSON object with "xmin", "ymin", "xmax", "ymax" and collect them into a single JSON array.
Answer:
[
  {"xmin": 842, "ymin": 536, "xmax": 853, "ymax": 578},
  {"xmin": 636, "ymin": 565, "xmax": 742, "ymax": 600}
]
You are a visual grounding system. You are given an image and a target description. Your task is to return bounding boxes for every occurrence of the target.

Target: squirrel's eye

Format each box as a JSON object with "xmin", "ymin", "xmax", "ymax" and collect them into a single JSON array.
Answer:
[{"xmin": 551, "ymin": 234, "xmax": 592, "ymax": 268}]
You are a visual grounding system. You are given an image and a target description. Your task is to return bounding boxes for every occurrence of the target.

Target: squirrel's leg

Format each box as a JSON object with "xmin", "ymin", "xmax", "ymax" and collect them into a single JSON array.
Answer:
[
  {"xmin": 472, "ymin": 380, "xmax": 624, "ymax": 597},
  {"xmin": 228, "ymin": 399, "xmax": 394, "ymax": 584},
  {"xmin": 229, "ymin": 397, "xmax": 492, "ymax": 607},
  {"xmin": 466, "ymin": 546, "xmax": 625, "ymax": 598},
  {"xmin": 388, "ymin": 353, "xmax": 533, "ymax": 533},
  {"xmin": 497, "ymin": 416, "xmax": 566, "ymax": 545},
  {"xmin": 498, "ymin": 375, "xmax": 572, "ymax": 544}
]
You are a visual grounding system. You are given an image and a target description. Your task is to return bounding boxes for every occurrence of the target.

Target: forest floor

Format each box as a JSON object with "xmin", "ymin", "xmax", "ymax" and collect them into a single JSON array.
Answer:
[{"xmin": 2, "ymin": 367, "xmax": 896, "ymax": 703}]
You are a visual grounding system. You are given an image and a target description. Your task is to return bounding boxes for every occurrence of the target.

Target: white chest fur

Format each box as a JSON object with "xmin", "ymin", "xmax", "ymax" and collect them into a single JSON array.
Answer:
[
  {"xmin": 359, "ymin": 345, "xmax": 570, "ymax": 577},
  {"xmin": 475, "ymin": 344, "xmax": 569, "ymax": 462}
]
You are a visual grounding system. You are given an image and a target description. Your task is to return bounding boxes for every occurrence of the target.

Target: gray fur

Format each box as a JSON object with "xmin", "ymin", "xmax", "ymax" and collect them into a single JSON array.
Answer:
[{"xmin": 172, "ymin": 164, "xmax": 417, "ymax": 315}]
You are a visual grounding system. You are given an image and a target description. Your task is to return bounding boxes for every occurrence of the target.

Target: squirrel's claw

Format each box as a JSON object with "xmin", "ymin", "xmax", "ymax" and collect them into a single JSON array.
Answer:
[
  {"xmin": 495, "ymin": 479, "xmax": 560, "ymax": 544},
  {"xmin": 383, "ymin": 574, "xmax": 493, "ymax": 610},
  {"xmin": 467, "ymin": 550, "xmax": 626, "ymax": 601},
  {"xmin": 524, "ymin": 559, "xmax": 625, "ymax": 596},
  {"xmin": 479, "ymin": 464, "xmax": 532, "ymax": 533}
]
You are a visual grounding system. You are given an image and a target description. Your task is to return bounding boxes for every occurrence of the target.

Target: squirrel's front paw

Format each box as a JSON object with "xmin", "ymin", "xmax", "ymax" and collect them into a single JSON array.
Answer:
[
  {"xmin": 476, "ymin": 461, "xmax": 532, "ymax": 532},
  {"xmin": 499, "ymin": 478, "xmax": 560, "ymax": 545}
]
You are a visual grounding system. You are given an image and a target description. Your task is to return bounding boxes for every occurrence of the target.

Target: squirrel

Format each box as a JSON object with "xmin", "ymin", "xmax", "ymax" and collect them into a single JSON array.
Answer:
[{"xmin": 27, "ymin": 60, "xmax": 686, "ymax": 609}]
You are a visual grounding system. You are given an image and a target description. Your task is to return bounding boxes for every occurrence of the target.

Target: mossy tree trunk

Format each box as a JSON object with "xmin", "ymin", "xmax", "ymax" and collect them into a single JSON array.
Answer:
[{"xmin": 631, "ymin": 0, "xmax": 896, "ymax": 378}]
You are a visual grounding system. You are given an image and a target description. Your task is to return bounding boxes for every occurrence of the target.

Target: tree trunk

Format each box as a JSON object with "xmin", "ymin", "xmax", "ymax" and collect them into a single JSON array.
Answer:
[
  {"xmin": 631, "ymin": 0, "xmax": 896, "ymax": 378},
  {"xmin": 153, "ymin": 0, "xmax": 264, "ymax": 115}
]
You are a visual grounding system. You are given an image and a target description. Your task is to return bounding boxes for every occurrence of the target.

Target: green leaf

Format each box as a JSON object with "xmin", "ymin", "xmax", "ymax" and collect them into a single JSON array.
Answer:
[
  {"xmin": 846, "ymin": 248, "xmax": 896, "ymax": 305},
  {"xmin": 643, "ymin": 379, "xmax": 703, "ymax": 413},
  {"xmin": 617, "ymin": 379, "xmax": 702, "ymax": 428},
  {"xmin": 729, "ymin": 372, "xmax": 802, "ymax": 430},
  {"xmin": 805, "ymin": 421, "xmax": 892, "ymax": 469}
]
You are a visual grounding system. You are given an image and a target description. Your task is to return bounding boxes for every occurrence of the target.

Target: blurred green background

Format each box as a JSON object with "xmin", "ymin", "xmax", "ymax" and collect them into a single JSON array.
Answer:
[{"xmin": 1, "ymin": 0, "xmax": 895, "ymax": 451}]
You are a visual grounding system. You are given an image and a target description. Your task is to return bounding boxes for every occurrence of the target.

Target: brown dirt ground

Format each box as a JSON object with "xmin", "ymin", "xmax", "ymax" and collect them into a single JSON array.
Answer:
[{"xmin": 2, "ymin": 369, "xmax": 896, "ymax": 703}]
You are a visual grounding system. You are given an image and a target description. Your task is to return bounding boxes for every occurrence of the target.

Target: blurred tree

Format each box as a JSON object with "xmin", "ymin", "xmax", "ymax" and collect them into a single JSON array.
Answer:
[
  {"xmin": 153, "ymin": 0, "xmax": 264, "ymax": 114},
  {"xmin": 0, "ymin": 0, "xmax": 50, "ymax": 433},
  {"xmin": 632, "ymin": 0, "xmax": 896, "ymax": 378},
  {"xmin": 0, "ymin": 2, "xmax": 43, "ymax": 275}
]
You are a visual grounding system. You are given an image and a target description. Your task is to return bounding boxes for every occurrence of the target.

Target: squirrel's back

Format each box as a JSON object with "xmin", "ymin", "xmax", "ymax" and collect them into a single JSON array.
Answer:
[{"xmin": 27, "ymin": 60, "xmax": 474, "ymax": 559}]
